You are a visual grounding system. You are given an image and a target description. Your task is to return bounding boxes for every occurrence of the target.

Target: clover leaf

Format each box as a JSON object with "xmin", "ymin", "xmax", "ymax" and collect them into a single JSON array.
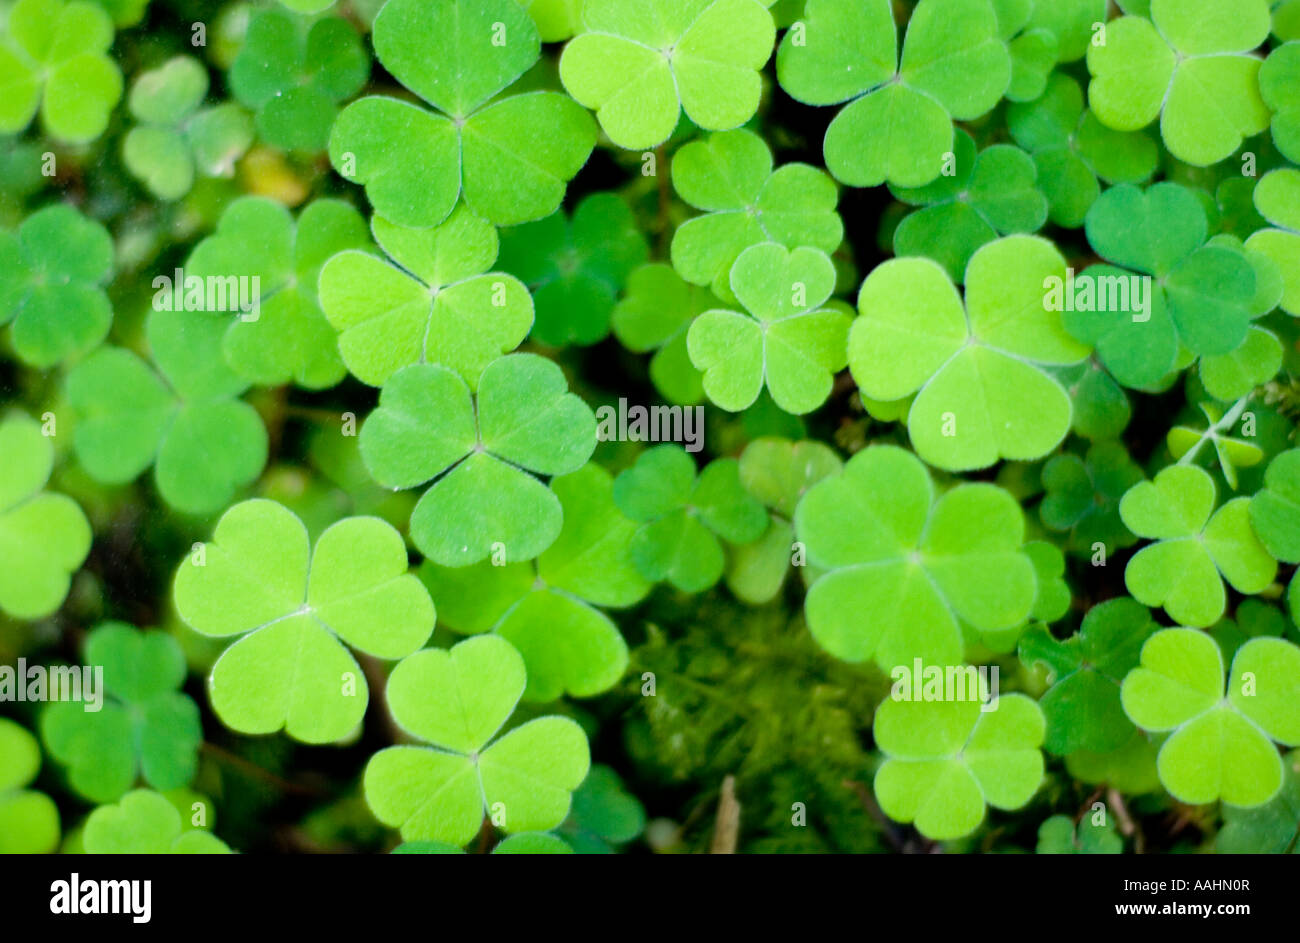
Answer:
[
  {"xmin": 1019, "ymin": 598, "xmax": 1158, "ymax": 755},
  {"xmin": 1246, "ymin": 168, "xmax": 1300, "ymax": 315},
  {"xmin": 1006, "ymin": 72, "xmax": 1158, "ymax": 228},
  {"xmin": 230, "ymin": 8, "xmax": 368, "ymax": 152},
  {"xmin": 41, "ymin": 622, "xmax": 200, "ymax": 803},
  {"xmin": 364, "ymin": 635, "xmax": 590, "ymax": 845},
  {"xmin": 1217, "ymin": 752, "xmax": 1300, "ymax": 852},
  {"xmin": 794, "ymin": 444, "xmax": 1036, "ymax": 668},
  {"xmin": 1039, "ymin": 441, "xmax": 1144, "ymax": 555},
  {"xmin": 1166, "ymin": 399, "xmax": 1264, "ymax": 490},
  {"xmin": 418, "ymin": 463, "xmax": 645, "ymax": 701},
  {"xmin": 83, "ymin": 789, "xmax": 233, "ymax": 853},
  {"xmin": 1250, "ymin": 448, "xmax": 1300, "ymax": 563},
  {"xmin": 668, "ymin": 129, "xmax": 844, "ymax": 300},
  {"xmin": 360, "ymin": 354, "xmax": 596, "ymax": 566},
  {"xmin": 849, "ymin": 235, "xmax": 1089, "ymax": 471},
  {"xmin": 123, "ymin": 55, "xmax": 252, "ymax": 201},
  {"xmin": 727, "ymin": 436, "xmax": 842, "ymax": 605},
  {"xmin": 610, "ymin": 262, "xmax": 710, "ymax": 405},
  {"xmin": 1051, "ymin": 360, "xmax": 1133, "ymax": 441},
  {"xmin": 0, "ymin": 0, "xmax": 123, "ymax": 143},
  {"xmin": 173, "ymin": 499, "xmax": 435, "ymax": 743},
  {"xmin": 184, "ymin": 196, "xmax": 370, "ymax": 389},
  {"xmin": 66, "ymin": 309, "xmax": 268, "ymax": 515},
  {"xmin": 1036, "ymin": 813, "xmax": 1122, "ymax": 854},
  {"xmin": 0, "ymin": 411, "xmax": 91, "ymax": 620},
  {"xmin": 1086, "ymin": 0, "xmax": 1272, "ymax": 165},
  {"xmin": 1065, "ymin": 183, "xmax": 1259, "ymax": 390},
  {"xmin": 1261, "ymin": 42, "xmax": 1300, "ymax": 163},
  {"xmin": 613, "ymin": 445, "xmax": 767, "ymax": 592},
  {"xmin": 320, "ymin": 205, "xmax": 533, "ymax": 388},
  {"xmin": 0, "ymin": 717, "xmax": 60, "ymax": 854},
  {"xmin": 687, "ymin": 243, "xmax": 850, "ymax": 415},
  {"xmin": 1210, "ymin": 598, "xmax": 1290, "ymax": 665},
  {"xmin": 497, "ymin": 192, "xmax": 647, "ymax": 346},
  {"xmin": 559, "ymin": 0, "xmax": 776, "ymax": 150},
  {"xmin": 1120, "ymin": 464, "xmax": 1276, "ymax": 627},
  {"xmin": 776, "ymin": 0, "xmax": 1011, "ymax": 188},
  {"xmin": 1200, "ymin": 327, "xmax": 1284, "ymax": 403},
  {"xmin": 561, "ymin": 763, "xmax": 646, "ymax": 853},
  {"xmin": 874, "ymin": 693, "xmax": 1045, "ymax": 840},
  {"xmin": 889, "ymin": 130, "xmax": 1048, "ymax": 282},
  {"xmin": 0, "ymin": 203, "xmax": 114, "ymax": 368},
  {"xmin": 1121, "ymin": 629, "xmax": 1300, "ymax": 806},
  {"xmin": 1023, "ymin": 0, "xmax": 1107, "ymax": 63},
  {"xmin": 519, "ymin": 0, "xmax": 584, "ymax": 42},
  {"xmin": 332, "ymin": 0, "xmax": 595, "ymax": 227}
]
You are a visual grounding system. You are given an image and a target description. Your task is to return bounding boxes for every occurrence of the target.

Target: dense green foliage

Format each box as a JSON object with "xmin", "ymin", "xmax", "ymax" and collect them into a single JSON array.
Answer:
[{"xmin": 2, "ymin": 0, "xmax": 1300, "ymax": 855}]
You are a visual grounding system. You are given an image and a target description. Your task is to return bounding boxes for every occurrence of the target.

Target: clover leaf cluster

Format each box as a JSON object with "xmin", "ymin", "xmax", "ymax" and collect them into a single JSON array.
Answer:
[{"xmin": 3, "ymin": 0, "xmax": 1300, "ymax": 858}]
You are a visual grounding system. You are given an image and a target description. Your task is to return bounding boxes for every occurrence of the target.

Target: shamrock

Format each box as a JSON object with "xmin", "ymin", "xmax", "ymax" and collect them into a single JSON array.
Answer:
[
  {"xmin": 873, "ymin": 694, "xmax": 1045, "ymax": 840},
  {"xmin": 331, "ymin": 0, "xmax": 595, "ymax": 227},
  {"xmin": 1246, "ymin": 168, "xmax": 1300, "ymax": 315},
  {"xmin": 613, "ymin": 445, "xmax": 767, "ymax": 592},
  {"xmin": 668, "ymin": 129, "xmax": 843, "ymax": 301},
  {"xmin": 561, "ymin": 763, "xmax": 647, "ymax": 853},
  {"xmin": 319, "ymin": 205, "xmax": 533, "ymax": 389},
  {"xmin": 173, "ymin": 499, "xmax": 436, "ymax": 743},
  {"xmin": 727, "ymin": 436, "xmax": 842, "ymax": 605},
  {"xmin": 1019, "ymin": 598, "xmax": 1158, "ymax": 755},
  {"xmin": 559, "ymin": 0, "xmax": 776, "ymax": 150},
  {"xmin": 0, "ymin": 717, "xmax": 60, "ymax": 854},
  {"xmin": 1217, "ymin": 753, "xmax": 1300, "ymax": 852},
  {"xmin": 83, "ymin": 789, "xmax": 232, "ymax": 853},
  {"xmin": 1086, "ymin": 0, "xmax": 1271, "ymax": 165},
  {"xmin": 122, "ymin": 56, "xmax": 252, "ymax": 201},
  {"xmin": 687, "ymin": 243, "xmax": 849, "ymax": 415},
  {"xmin": 1121, "ymin": 464, "xmax": 1276, "ymax": 628},
  {"xmin": 0, "ymin": 0, "xmax": 123, "ymax": 143},
  {"xmin": 364, "ymin": 635, "xmax": 590, "ymax": 845},
  {"xmin": 1006, "ymin": 72, "xmax": 1159, "ymax": 228},
  {"xmin": 889, "ymin": 130, "xmax": 1048, "ymax": 282},
  {"xmin": 360, "ymin": 354, "xmax": 597, "ymax": 566},
  {"xmin": 1024, "ymin": 541, "xmax": 1070, "ymax": 626},
  {"xmin": 0, "ymin": 203, "xmax": 114, "ymax": 368},
  {"xmin": 849, "ymin": 235, "xmax": 1089, "ymax": 471},
  {"xmin": 1039, "ymin": 441, "xmax": 1144, "ymax": 555},
  {"xmin": 1250, "ymin": 449, "xmax": 1300, "ymax": 563},
  {"xmin": 185, "ymin": 196, "xmax": 370, "ymax": 389},
  {"xmin": 418, "ymin": 463, "xmax": 647, "ymax": 701},
  {"xmin": 1064, "ymin": 183, "xmax": 1258, "ymax": 391},
  {"xmin": 230, "ymin": 9, "xmax": 368, "ymax": 152},
  {"xmin": 610, "ymin": 263, "xmax": 710, "ymax": 405},
  {"xmin": 776, "ymin": 0, "xmax": 1011, "ymax": 189},
  {"xmin": 1165, "ymin": 399, "xmax": 1264, "ymax": 489},
  {"xmin": 41, "ymin": 622, "xmax": 201, "ymax": 803},
  {"xmin": 1121, "ymin": 629, "xmax": 1300, "ymax": 806},
  {"xmin": 65, "ymin": 309, "xmax": 268, "ymax": 515},
  {"xmin": 497, "ymin": 192, "xmax": 647, "ymax": 347},
  {"xmin": 1036, "ymin": 813, "xmax": 1122, "ymax": 854},
  {"xmin": 0, "ymin": 411, "xmax": 91, "ymax": 620},
  {"xmin": 794, "ymin": 445, "xmax": 1037, "ymax": 668}
]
